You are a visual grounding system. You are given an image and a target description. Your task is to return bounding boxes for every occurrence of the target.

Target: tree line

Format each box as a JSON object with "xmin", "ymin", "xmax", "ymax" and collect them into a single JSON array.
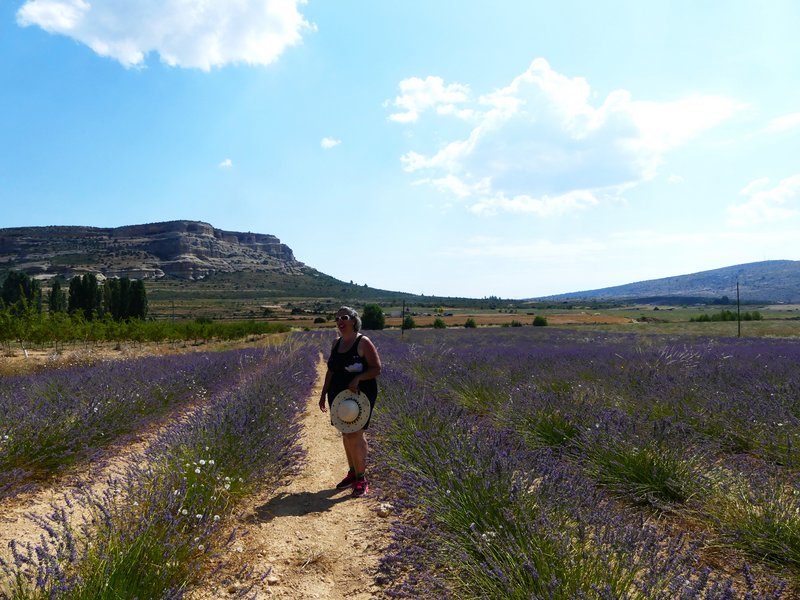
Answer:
[
  {"xmin": 689, "ymin": 309, "xmax": 763, "ymax": 322},
  {"xmin": 1, "ymin": 270, "xmax": 290, "ymax": 349},
  {"xmin": 1, "ymin": 271, "xmax": 147, "ymax": 320}
]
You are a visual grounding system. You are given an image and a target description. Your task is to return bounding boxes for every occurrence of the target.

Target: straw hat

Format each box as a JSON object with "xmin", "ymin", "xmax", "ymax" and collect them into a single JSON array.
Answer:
[{"xmin": 330, "ymin": 389, "xmax": 372, "ymax": 433}]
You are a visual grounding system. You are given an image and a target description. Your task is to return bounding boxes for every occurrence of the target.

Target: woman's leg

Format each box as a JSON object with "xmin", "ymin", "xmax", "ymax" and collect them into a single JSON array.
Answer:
[
  {"xmin": 343, "ymin": 430, "xmax": 368, "ymax": 475},
  {"xmin": 342, "ymin": 434, "xmax": 355, "ymax": 471}
]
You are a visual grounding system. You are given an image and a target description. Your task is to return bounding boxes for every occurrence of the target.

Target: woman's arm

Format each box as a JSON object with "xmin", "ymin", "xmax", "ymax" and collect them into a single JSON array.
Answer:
[
  {"xmin": 319, "ymin": 340, "xmax": 337, "ymax": 412},
  {"xmin": 349, "ymin": 336, "xmax": 382, "ymax": 392},
  {"xmin": 319, "ymin": 367, "xmax": 333, "ymax": 412}
]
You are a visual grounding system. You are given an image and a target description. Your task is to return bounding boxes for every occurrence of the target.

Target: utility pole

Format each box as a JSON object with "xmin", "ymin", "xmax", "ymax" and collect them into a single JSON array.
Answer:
[
  {"xmin": 401, "ymin": 299, "xmax": 405, "ymax": 337},
  {"xmin": 736, "ymin": 279, "xmax": 741, "ymax": 338}
]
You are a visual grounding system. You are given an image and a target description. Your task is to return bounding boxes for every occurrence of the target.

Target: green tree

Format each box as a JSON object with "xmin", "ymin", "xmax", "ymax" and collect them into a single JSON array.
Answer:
[
  {"xmin": 103, "ymin": 278, "xmax": 121, "ymax": 320},
  {"xmin": 69, "ymin": 273, "xmax": 103, "ymax": 320},
  {"xmin": 532, "ymin": 315, "xmax": 548, "ymax": 327},
  {"xmin": 402, "ymin": 315, "xmax": 416, "ymax": 330},
  {"xmin": 129, "ymin": 280, "xmax": 147, "ymax": 320},
  {"xmin": 464, "ymin": 318, "xmax": 477, "ymax": 328},
  {"xmin": 1, "ymin": 270, "xmax": 42, "ymax": 314},
  {"xmin": 432, "ymin": 317, "xmax": 446, "ymax": 329},
  {"xmin": 361, "ymin": 304, "xmax": 385, "ymax": 330},
  {"xmin": 48, "ymin": 279, "xmax": 67, "ymax": 313}
]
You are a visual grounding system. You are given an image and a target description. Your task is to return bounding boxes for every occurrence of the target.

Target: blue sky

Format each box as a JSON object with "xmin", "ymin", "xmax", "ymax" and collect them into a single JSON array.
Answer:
[{"xmin": 1, "ymin": 1, "xmax": 799, "ymax": 298}]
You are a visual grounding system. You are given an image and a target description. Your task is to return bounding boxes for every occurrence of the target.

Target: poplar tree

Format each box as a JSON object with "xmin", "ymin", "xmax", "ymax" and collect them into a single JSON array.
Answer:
[
  {"xmin": 69, "ymin": 273, "xmax": 102, "ymax": 319},
  {"xmin": 129, "ymin": 279, "xmax": 148, "ymax": 320},
  {"xmin": 48, "ymin": 279, "xmax": 67, "ymax": 313}
]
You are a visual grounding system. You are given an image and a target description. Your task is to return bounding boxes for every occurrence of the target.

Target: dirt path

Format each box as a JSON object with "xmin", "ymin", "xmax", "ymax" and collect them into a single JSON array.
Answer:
[{"xmin": 188, "ymin": 358, "xmax": 390, "ymax": 599}]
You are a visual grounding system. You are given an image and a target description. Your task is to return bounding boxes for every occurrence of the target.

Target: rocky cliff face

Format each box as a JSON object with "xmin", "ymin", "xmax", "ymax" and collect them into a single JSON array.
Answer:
[{"xmin": 0, "ymin": 220, "xmax": 305, "ymax": 280}]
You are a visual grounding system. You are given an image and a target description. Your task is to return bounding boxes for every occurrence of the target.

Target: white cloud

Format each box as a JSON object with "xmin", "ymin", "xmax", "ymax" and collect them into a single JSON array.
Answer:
[
  {"xmin": 389, "ymin": 58, "xmax": 745, "ymax": 216},
  {"xmin": 387, "ymin": 76, "xmax": 471, "ymax": 123},
  {"xmin": 16, "ymin": 0, "xmax": 313, "ymax": 70},
  {"xmin": 764, "ymin": 112, "xmax": 800, "ymax": 134},
  {"xmin": 668, "ymin": 174, "xmax": 685, "ymax": 184},
  {"xmin": 320, "ymin": 137, "xmax": 341, "ymax": 150},
  {"xmin": 16, "ymin": 0, "xmax": 88, "ymax": 31},
  {"xmin": 440, "ymin": 235, "xmax": 605, "ymax": 261},
  {"xmin": 219, "ymin": 158, "xmax": 233, "ymax": 168},
  {"xmin": 468, "ymin": 188, "xmax": 602, "ymax": 217},
  {"xmin": 727, "ymin": 174, "xmax": 800, "ymax": 226}
]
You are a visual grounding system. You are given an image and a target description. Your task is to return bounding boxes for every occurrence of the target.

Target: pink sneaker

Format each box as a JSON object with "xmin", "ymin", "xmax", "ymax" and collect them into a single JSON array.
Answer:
[{"xmin": 351, "ymin": 478, "xmax": 368, "ymax": 497}]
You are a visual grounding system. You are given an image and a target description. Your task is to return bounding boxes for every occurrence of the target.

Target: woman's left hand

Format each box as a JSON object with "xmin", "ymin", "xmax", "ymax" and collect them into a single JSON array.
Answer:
[{"xmin": 348, "ymin": 378, "xmax": 360, "ymax": 393}]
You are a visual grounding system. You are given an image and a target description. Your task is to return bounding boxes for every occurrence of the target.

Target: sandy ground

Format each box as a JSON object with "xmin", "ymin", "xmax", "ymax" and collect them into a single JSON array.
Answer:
[{"xmin": 187, "ymin": 358, "xmax": 390, "ymax": 599}]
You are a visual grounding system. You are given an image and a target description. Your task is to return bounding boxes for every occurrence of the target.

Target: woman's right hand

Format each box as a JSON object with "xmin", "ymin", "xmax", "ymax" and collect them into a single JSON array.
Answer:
[{"xmin": 319, "ymin": 396, "xmax": 328, "ymax": 412}]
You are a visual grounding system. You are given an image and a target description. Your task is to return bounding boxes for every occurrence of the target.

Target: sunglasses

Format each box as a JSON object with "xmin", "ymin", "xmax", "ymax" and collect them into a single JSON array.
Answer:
[{"xmin": 335, "ymin": 315, "xmax": 353, "ymax": 321}]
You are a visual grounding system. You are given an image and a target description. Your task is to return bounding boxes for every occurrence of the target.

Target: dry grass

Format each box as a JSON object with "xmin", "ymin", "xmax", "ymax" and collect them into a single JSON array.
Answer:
[{"xmin": 0, "ymin": 333, "xmax": 289, "ymax": 377}]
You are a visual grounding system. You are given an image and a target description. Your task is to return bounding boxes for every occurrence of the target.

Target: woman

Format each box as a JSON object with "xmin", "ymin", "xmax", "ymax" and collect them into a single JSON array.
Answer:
[{"xmin": 319, "ymin": 306, "xmax": 382, "ymax": 497}]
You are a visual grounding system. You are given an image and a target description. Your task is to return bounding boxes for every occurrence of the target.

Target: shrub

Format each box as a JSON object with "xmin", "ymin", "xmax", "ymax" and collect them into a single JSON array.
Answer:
[
  {"xmin": 313, "ymin": 317, "xmax": 326, "ymax": 324},
  {"xmin": 464, "ymin": 318, "xmax": 477, "ymax": 328},
  {"xmin": 532, "ymin": 316, "xmax": 548, "ymax": 327},
  {"xmin": 362, "ymin": 304, "xmax": 385, "ymax": 330},
  {"xmin": 711, "ymin": 477, "xmax": 800, "ymax": 569},
  {"xmin": 402, "ymin": 315, "xmax": 416, "ymax": 330},
  {"xmin": 433, "ymin": 317, "xmax": 447, "ymax": 329}
]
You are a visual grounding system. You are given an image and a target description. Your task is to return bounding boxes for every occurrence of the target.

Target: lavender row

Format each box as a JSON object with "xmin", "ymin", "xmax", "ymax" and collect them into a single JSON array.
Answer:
[
  {"xmin": 0, "ymin": 348, "xmax": 274, "ymax": 498},
  {"xmin": 377, "ymin": 328, "xmax": 800, "ymax": 470},
  {"xmin": 370, "ymin": 366, "xmax": 785, "ymax": 598},
  {"xmin": 0, "ymin": 337, "xmax": 319, "ymax": 599},
  {"xmin": 368, "ymin": 329, "xmax": 794, "ymax": 597}
]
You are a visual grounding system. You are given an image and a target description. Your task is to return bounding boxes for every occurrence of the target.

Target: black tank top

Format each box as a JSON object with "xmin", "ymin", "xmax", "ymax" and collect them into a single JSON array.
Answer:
[{"xmin": 326, "ymin": 334, "xmax": 378, "ymax": 402}]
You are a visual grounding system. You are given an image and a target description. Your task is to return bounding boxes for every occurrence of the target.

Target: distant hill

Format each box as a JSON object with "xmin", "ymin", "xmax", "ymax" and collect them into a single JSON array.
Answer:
[
  {"xmin": 0, "ymin": 220, "xmax": 303, "ymax": 280},
  {"xmin": 0, "ymin": 220, "xmax": 415, "ymax": 305},
  {"xmin": 4, "ymin": 221, "xmax": 797, "ymax": 306},
  {"xmin": 540, "ymin": 260, "xmax": 800, "ymax": 304}
]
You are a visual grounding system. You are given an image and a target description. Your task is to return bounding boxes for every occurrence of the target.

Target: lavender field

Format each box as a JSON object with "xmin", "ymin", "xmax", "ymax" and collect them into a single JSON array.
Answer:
[
  {"xmin": 0, "ymin": 337, "xmax": 319, "ymax": 599},
  {"xmin": 4, "ymin": 326, "xmax": 800, "ymax": 598},
  {"xmin": 0, "ymin": 347, "xmax": 287, "ymax": 499},
  {"xmin": 368, "ymin": 328, "xmax": 800, "ymax": 598}
]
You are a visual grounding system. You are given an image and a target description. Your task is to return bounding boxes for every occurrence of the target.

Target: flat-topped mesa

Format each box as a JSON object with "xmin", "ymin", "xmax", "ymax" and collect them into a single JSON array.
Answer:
[{"xmin": 0, "ymin": 220, "xmax": 302, "ymax": 281}]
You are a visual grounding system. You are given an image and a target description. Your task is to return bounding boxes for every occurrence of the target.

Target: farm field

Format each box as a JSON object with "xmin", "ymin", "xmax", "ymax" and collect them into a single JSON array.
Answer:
[
  {"xmin": 2, "ymin": 325, "xmax": 800, "ymax": 598},
  {"xmin": 367, "ymin": 327, "xmax": 800, "ymax": 598},
  {"xmin": 139, "ymin": 277, "xmax": 800, "ymax": 337},
  {"xmin": 0, "ymin": 335, "xmax": 323, "ymax": 598}
]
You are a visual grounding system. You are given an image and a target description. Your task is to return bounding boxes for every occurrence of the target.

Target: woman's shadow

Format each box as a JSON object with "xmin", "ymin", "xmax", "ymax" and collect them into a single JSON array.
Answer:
[{"xmin": 250, "ymin": 486, "xmax": 352, "ymax": 522}]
